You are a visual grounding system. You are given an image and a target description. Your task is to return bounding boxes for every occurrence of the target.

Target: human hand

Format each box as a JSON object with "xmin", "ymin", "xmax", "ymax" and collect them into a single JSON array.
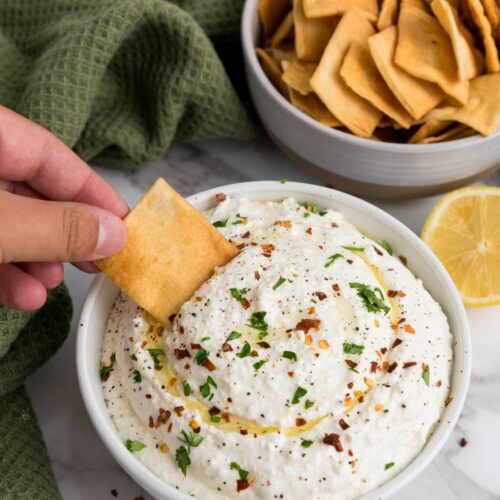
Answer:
[{"xmin": 0, "ymin": 106, "xmax": 128, "ymax": 311}]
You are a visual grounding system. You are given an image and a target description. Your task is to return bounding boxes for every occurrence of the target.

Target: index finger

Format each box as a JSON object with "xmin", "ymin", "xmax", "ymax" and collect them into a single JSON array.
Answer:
[{"xmin": 0, "ymin": 106, "xmax": 129, "ymax": 217}]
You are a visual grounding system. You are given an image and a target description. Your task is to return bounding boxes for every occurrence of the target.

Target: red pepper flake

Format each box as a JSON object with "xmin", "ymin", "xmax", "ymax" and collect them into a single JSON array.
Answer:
[
  {"xmin": 288, "ymin": 371, "xmax": 294, "ymax": 377},
  {"xmin": 388, "ymin": 290, "xmax": 398, "ymax": 298},
  {"xmin": 332, "ymin": 283, "xmax": 340, "ymax": 292},
  {"xmin": 148, "ymin": 416, "xmax": 154, "ymax": 428},
  {"xmin": 174, "ymin": 348, "xmax": 190, "ymax": 360},
  {"xmin": 306, "ymin": 227, "xmax": 312, "ymax": 235},
  {"xmin": 274, "ymin": 220, "xmax": 292, "ymax": 229},
  {"xmin": 240, "ymin": 429, "xmax": 249, "ymax": 435},
  {"xmin": 381, "ymin": 347, "xmax": 388, "ymax": 355},
  {"xmin": 179, "ymin": 326, "xmax": 185, "ymax": 334},
  {"xmin": 347, "ymin": 382, "xmax": 354, "ymax": 389},
  {"xmin": 140, "ymin": 340, "xmax": 147, "ymax": 349},
  {"xmin": 459, "ymin": 437, "xmax": 468, "ymax": 447},
  {"xmin": 347, "ymin": 449, "xmax": 353, "ymax": 457},
  {"xmin": 240, "ymin": 298, "xmax": 251, "ymax": 309},
  {"xmin": 345, "ymin": 359, "xmax": 358, "ymax": 369},
  {"xmin": 190, "ymin": 343, "xmax": 201, "ymax": 349},
  {"xmin": 370, "ymin": 362, "xmax": 379, "ymax": 373},
  {"xmin": 145, "ymin": 394, "xmax": 152, "ymax": 399},
  {"xmin": 159, "ymin": 408, "xmax": 171, "ymax": 423},
  {"xmin": 314, "ymin": 291, "xmax": 327, "ymax": 301},
  {"xmin": 398, "ymin": 291, "xmax": 406, "ymax": 297},
  {"xmin": 404, "ymin": 324, "xmax": 416, "ymax": 334},
  {"xmin": 215, "ymin": 193, "xmax": 226, "ymax": 202},
  {"xmin": 296, "ymin": 418, "xmax": 307, "ymax": 427},
  {"xmin": 237, "ymin": 243, "xmax": 246, "ymax": 250},
  {"xmin": 331, "ymin": 222, "xmax": 338, "ymax": 228},
  {"xmin": 221, "ymin": 342, "xmax": 233, "ymax": 352},
  {"xmin": 202, "ymin": 359, "xmax": 217, "ymax": 371},
  {"xmin": 221, "ymin": 413, "xmax": 231, "ymax": 423},
  {"xmin": 169, "ymin": 314, "xmax": 176, "ymax": 323},
  {"xmin": 392, "ymin": 338, "xmax": 403, "ymax": 348},
  {"xmin": 209, "ymin": 406, "xmax": 221, "ymax": 416},
  {"xmin": 347, "ymin": 259, "xmax": 353, "ymax": 264},
  {"xmin": 257, "ymin": 341, "xmax": 270, "ymax": 348},
  {"xmin": 294, "ymin": 318, "xmax": 321, "ymax": 333},
  {"xmin": 373, "ymin": 245, "xmax": 383, "ymax": 256},
  {"xmin": 403, "ymin": 361, "xmax": 417, "ymax": 369},
  {"xmin": 323, "ymin": 433, "xmax": 343, "ymax": 452},
  {"xmin": 339, "ymin": 418, "xmax": 350, "ymax": 430},
  {"xmin": 387, "ymin": 362, "xmax": 398, "ymax": 373},
  {"xmin": 261, "ymin": 244, "xmax": 275, "ymax": 257},
  {"xmin": 242, "ymin": 231, "xmax": 250, "ymax": 239},
  {"xmin": 236, "ymin": 479, "xmax": 250, "ymax": 492},
  {"xmin": 250, "ymin": 350, "xmax": 259, "ymax": 357},
  {"xmin": 399, "ymin": 255, "xmax": 408, "ymax": 266},
  {"xmin": 436, "ymin": 380, "xmax": 442, "ymax": 387},
  {"xmin": 254, "ymin": 271, "xmax": 260, "ymax": 280},
  {"xmin": 174, "ymin": 406, "xmax": 185, "ymax": 417}
]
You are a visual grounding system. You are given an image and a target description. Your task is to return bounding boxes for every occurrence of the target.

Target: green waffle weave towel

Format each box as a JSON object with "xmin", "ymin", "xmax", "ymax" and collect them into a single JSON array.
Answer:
[{"xmin": 0, "ymin": 0, "xmax": 254, "ymax": 497}]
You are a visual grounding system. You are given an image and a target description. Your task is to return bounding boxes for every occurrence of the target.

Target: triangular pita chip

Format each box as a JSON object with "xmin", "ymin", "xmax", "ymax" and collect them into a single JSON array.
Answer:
[
  {"xmin": 395, "ymin": 2, "xmax": 469, "ymax": 103},
  {"xmin": 258, "ymin": 0, "xmax": 292, "ymax": 38},
  {"xmin": 424, "ymin": 74, "xmax": 500, "ymax": 135},
  {"xmin": 467, "ymin": 0, "xmax": 500, "ymax": 72},
  {"xmin": 270, "ymin": 11, "xmax": 294, "ymax": 48},
  {"xmin": 377, "ymin": 0, "xmax": 400, "ymax": 30},
  {"xmin": 256, "ymin": 48, "xmax": 290, "ymax": 97},
  {"xmin": 340, "ymin": 40, "xmax": 413, "ymax": 128},
  {"xmin": 303, "ymin": 0, "xmax": 378, "ymax": 20},
  {"xmin": 431, "ymin": 0, "xmax": 484, "ymax": 80},
  {"xmin": 293, "ymin": 0, "xmax": 335, "ymax": 62},
  {"xmin": 368, "ymin": 26, "xmax": 445, "ymax": 119},
  {"xmin": 408, "ymin": 119, "xmax": 453, "ymax": 143},
  {"xmin": 96, "ymin": 179, "xmax": 239, "ymax": 323},
  {"xmin": 311, "ymin": 9, "xmax": 382, "ymax": 137},
  {"xmin": 416, "ymin": 123, "xmax": 474, "ymax": 143},
  {"xmin": 282, "ymin": 59, "xmax": 316, "ymax": 94},
  {"xmin": 289, "ymin": 88, "xmax": 342, "ymax": 126}
]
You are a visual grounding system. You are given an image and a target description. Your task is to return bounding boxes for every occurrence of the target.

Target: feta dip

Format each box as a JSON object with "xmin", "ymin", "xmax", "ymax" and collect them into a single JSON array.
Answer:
[{"xmin": 101, "ymin": 197, "xmax": 453, "ymax": 499}]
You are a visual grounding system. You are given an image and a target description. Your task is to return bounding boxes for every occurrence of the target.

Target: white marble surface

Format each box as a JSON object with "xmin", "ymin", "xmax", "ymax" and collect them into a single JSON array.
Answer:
[{"xmin": 26, "ymin": 136, "xmax": 500, "ymax": 500}]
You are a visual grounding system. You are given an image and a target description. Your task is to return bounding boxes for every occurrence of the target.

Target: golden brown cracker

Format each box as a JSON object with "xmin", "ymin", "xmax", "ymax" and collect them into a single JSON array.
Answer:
[{"xmin": 96, "ymin": 179, "xmax": 238, "ymax": 323}]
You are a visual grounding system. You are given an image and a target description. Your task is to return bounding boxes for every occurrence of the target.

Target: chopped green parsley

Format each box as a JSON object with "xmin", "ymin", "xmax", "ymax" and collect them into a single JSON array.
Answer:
[
  {"xmin": 194, "ymin": 348, "xmax": 209, "ymax": 365},
  {"xmin": 385, "ymin": 462, "xmax": 395, "ymax": 470},
  {"xmin": 282, "ymin": 351, "xmax": 297, "ymax": 361},
  {"xmin": 236, "ymin": 341, "xmax": 252, "ymax": 359},
  {"xmin": 176, "ymin": 446, "xmax": 191, "ymax": 476},
  {"xmin": 381, "ymin": 240, "xmax": 394, "ymax": 255},
  {"xmin": 200, "ymin": 376, "xmax": 217, "ymax": 399},
  {"xmin": 183, "ymin": 381, "xmax": 192, "ymax": 396},
  {"xmin": 232, "ymin": 213, "xmax": 247, "ymax": 225},
  {"xmin": 253, "ymin": 359, "xmax": 267, "ymax": 371},
  {"xmin": 301, "ymin": 439, "xmax": 314, "ymax": 448},
  {"xmin": 100, "ymin": 353, "xmax": 116, "ymax": 381},
  {"xmin": 147, "ymin": 349, "xmax": 165, "ymax": 369},
  {"xmin": 349, "ymin": 282, "xmax": 390, "ymax": 314},
  {"xmin": 325, "ymin": 253, "xmax": 344, "ymax": 268},
  {"xmin": 125, "ymin": 439, "xmax": 146, "ymax": 452},
  {"xmin": 175, "ymin": 431, "xmax": 203, "ymax": 476},
  {"xmin": 230, "ymin": 461, "xmax": 249, "ymax": 480},
  {"xmin": 299, "ymin": 201, "xmax": 327, "ymax": 216},
  {"xmin": 304, "ymin": 399, "xmax": 314, "ymax": 410},
  {"xmin": 226, "ymin": 331, "xmax": 242, "ymax": 342},
  {"xmin": 210, "ymin": 415, "xmax": 221, "ymax": 423},
  {"xmin": 292, "ymin": 386, "xmax": 308, "ymax": 404},
  {"xmin": 422, "ymin": 364, "xmax": 430, "ymax": 386},
  {"xmin": 343, "ymin": 343, "xmax": 365, "ymax": 355},
  {"xmin": 342, "ymin": 245, "xmax": 365, "ymax": 252},
  {"xmin": 213, "ymin": 218, "xmax": 228, "ymax": 227},
  {"xmin": 132, "ymin": 369, "xmax": 141, "ymax": 383},
  {"xmin": 230, "ymin": 287, "xmax": 248, "ymax": 301},
  {"xmin": 272, "ymin": 276, "xmax": 286, "ymax": 290}
]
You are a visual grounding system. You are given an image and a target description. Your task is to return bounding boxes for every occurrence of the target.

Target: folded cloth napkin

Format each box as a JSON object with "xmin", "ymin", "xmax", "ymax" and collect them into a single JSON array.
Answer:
[
  {"xmin": 0, "ymin": 0, "xmax": 255, "ymax": 497},
  {"xmin": 0, "ymin": 0, "xmax": 256, "ymax": 168},
  {"xmin": 0, "ymin": 285, "xmax": 72, "ymax": 499}
]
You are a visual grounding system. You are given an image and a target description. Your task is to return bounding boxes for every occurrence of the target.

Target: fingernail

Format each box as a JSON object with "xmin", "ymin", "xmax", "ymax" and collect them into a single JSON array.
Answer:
[{"xmin": 95, "ymin": 214, "xmax": 127, "ymax": 259}]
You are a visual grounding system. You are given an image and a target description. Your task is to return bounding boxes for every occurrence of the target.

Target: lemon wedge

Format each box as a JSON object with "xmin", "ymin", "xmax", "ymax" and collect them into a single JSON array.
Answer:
[{"xmin": 421, "ymin": 186, "xmax": 500, "ymax": 307}]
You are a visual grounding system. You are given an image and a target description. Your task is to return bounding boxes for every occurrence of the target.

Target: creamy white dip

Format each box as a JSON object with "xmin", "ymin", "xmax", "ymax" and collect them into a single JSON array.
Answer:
[{"xmin": 101, "ymin": 197, "xmax": 452, "ymax": 499}]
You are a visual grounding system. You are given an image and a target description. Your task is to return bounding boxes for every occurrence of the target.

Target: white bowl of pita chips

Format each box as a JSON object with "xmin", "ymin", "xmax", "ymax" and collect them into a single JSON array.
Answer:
[
  {"xmin": 242, "ymin": 0, "xmax": 500, "ymax": 198},
  {"xmin": 77, "ymin": 180, "xmax": 471, "ymax": 500}
]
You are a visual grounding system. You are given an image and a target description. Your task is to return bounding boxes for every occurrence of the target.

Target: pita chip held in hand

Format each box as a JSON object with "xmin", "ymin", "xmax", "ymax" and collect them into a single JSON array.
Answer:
[{"xmin": 95, "ymin": 179, "xmax": 239, "ymax": 323}]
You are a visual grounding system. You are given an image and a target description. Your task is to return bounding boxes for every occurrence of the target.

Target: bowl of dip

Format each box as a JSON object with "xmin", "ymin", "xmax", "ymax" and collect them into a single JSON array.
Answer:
[{"xmin": 77, "ymin": 181, "xmax": 471, "ymax": 500}]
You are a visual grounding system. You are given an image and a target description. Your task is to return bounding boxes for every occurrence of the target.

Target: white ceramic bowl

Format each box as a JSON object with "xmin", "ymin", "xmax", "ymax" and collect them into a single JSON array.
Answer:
[
  {"xmin": 77, "ymin": 181, "xmax": 471, "ymax": 500},
  {"xmin": 241, "ymin": 0, "xmax": 500, "ymax": 199}
]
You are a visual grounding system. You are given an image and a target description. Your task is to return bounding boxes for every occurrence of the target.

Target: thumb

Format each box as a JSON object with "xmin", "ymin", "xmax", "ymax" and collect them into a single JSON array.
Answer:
[{"xmin": 0, "ymin": 190, "xmax": 127, "ymax": 264}]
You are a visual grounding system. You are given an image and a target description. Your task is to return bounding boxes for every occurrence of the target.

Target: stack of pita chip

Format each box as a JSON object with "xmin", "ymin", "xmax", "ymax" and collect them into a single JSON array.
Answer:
[{"xmin": 256, "ymin": 0, "xmax": 500, "ymax": 143}]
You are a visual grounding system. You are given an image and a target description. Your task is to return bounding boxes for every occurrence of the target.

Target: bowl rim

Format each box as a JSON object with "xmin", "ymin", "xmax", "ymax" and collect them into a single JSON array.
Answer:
[
  {"xmin": 241, "ymin": 0, "xmax": 500, "ymax": 153},
  {"xmin": 77, "ymin": 181, "xmax": 471, "ymax": 500}
]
